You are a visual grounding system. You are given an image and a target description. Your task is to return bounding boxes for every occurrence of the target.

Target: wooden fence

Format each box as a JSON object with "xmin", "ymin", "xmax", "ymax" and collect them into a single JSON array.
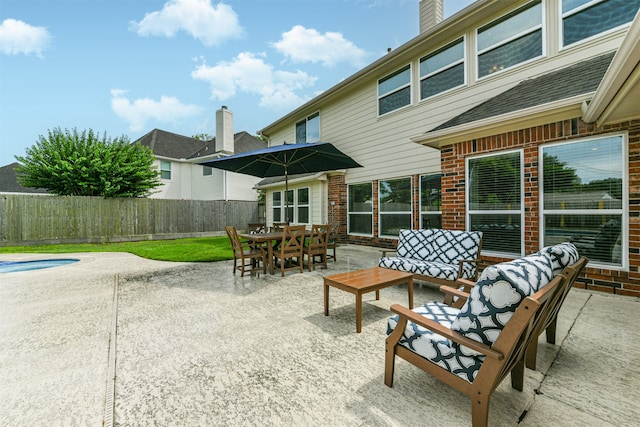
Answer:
[{"xmin": 0, "ymin": 194, "xmax": 259, "ymax": 246}]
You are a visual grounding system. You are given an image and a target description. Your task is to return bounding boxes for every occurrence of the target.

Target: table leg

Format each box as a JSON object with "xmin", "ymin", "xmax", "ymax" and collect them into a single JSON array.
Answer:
[
  {"xmin": 356, "ymin": 292, "xmax": 362, "ymax": 333},
  {"xmin": 375, "ymin": 289, "xmax": 380, "ymax": 300},
  {"xmin": 408, "ymin": 277, "xmax": 414, "ymax": 309},
  {"xmin": 324, "ymin": 283, "xmax": 329, "ymax": 316}
]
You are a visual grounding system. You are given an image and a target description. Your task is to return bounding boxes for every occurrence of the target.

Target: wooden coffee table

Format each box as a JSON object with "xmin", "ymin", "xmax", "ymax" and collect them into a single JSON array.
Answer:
[{"xmin": 323, "ymin": 267, "xmax": 414, "ymax": 333}]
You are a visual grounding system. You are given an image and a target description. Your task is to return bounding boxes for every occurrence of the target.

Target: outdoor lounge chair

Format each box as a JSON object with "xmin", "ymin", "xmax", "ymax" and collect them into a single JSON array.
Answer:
[
  {"xmin": 225, "ymin": 226, "xmax": 266, "ymax": 277},
  {"xmin": 273, "ymin": 225, "xmax": 305, "ymax": 276},
  {"xmin": 385, "ymin": 251, "xmax": 570, "ymax": 427},
  {"xmin": 305, "ymin": 224, "xmax": 329, "ymax": 271}
]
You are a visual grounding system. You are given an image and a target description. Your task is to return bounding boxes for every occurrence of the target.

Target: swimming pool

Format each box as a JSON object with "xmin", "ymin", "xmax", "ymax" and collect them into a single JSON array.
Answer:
[{"xmin": 0, "ymin": 259, "xmax": 79, "ymax": 273}]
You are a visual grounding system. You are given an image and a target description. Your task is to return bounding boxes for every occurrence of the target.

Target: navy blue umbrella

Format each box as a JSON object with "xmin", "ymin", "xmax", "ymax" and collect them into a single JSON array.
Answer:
[{"xmin": 200, "ymin": 142, "xmax": 362, "ymax": 221}]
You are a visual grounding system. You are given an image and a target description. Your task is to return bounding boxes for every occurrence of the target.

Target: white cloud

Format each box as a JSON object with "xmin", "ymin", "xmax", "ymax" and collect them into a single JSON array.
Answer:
[
  {"xmin": 272, "ymin": 25, "xmax": 368, "ymax": 68},
  {"xmin": 191, "ymin": 52, "xmax": 316, "ymax": 110},
  {"xmin": 110, "ymin": 89, "xmax": 202, "ymax": 132},
  {"xmin": 0, "ymin": 19, "xmax": 51, "ymax": 56},
  {"xmin": 129, "ymin": 0, "xmax": 243, "ymax": 46}
]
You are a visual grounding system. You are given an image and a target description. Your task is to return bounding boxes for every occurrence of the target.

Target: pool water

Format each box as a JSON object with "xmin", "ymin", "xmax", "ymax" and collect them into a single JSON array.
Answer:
[{"xmin": 0, "ymin": 259, "xmax": 79, "ymax": 273}]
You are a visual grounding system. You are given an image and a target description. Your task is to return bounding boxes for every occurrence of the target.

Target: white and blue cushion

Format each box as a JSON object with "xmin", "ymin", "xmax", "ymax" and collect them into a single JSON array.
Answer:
[
  {"xmin": 538, "ymin": 242, "xmax": 580, "ymax": 276},
  {"xmin": 387, "ymin": 302, "xmax": 484, "ymax": 383}
]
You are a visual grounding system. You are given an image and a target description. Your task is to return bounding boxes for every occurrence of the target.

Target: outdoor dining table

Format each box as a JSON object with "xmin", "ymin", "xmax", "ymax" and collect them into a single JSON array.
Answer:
[{"xmin": 238, "ymin": 230, "xmax": 310, "ymax": 275}]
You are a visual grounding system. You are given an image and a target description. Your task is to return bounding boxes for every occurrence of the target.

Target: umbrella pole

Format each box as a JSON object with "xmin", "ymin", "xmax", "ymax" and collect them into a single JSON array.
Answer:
[{"xmin": 284, "ymin": 167, "xmax": 289, "ymax": 223}]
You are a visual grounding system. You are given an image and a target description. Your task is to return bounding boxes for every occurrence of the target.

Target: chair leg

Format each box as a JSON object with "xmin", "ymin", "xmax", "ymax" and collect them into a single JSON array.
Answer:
[
  {"xmin": 546, "ymin": 318, "xmax": 558, "ymax": 344},
  {"xmin": 384, "ymin": 342, "xmax": 396, "ymax": 387},
  {"xmin": 525, "ymin": 338, "xmax": 539, "ymax": 370},
  {"xmin": 510, "ymin": 359, "xmax": 525, "ymax": 391},
  {"xmin": 471, "ymin": 392, "xmax": 490, "ymax": 427}
]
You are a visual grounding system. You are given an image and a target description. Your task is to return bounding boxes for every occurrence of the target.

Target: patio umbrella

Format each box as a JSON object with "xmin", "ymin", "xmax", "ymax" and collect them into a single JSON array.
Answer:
[{"xmin": 200, "ymin": 142, "xmax": 363, "ymax": 221}]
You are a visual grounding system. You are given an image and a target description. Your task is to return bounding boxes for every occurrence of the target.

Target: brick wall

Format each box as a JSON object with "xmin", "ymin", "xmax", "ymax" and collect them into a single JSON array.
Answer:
[{"xmin": 442, "ymin": 118, "xmax": 640, "ymax": 297}]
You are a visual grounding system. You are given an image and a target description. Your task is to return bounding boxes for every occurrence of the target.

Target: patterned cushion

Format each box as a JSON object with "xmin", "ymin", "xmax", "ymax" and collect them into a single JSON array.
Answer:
[
  {"xmin": 387, "ymin": 302, "xmax": 484, "ymax": 383},
  {"xmin": 378, "ymin": 257, "xmax": 461, "ymax": 281},
  {"xmin": 450, "ymin": 253, "xmax": 554, "ymax": 355},
  {"xmin": 538, "ymin": 242, "xmax": 580, "ymax": 276}
]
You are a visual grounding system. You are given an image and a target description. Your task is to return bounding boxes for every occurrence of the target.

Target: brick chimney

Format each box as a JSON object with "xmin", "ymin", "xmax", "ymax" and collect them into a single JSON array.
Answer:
[
  {"xmin": 216, "ymin": 105, "xmax": 234, "ymax": 153},
  {"xmin": 419, "ymin": 0, "xmax": 444, "ymax": 33}
]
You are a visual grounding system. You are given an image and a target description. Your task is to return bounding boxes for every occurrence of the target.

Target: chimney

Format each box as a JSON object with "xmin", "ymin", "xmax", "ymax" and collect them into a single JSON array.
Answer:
[
  {"xmin": 419, "ymin": 0, "xmax": 444, "ymax": 33},
  {"xmin": 216, "ymin": 105, "xmax": 234, "ymax": 153}
]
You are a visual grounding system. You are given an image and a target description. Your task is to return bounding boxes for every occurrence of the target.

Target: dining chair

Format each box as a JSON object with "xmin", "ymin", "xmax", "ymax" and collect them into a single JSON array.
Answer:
[
  {"xmin": 270, "ymin": 221, "xmax": 290, "ymax": 232},
  {"xmin": 247, "ymin": 223, "xmax": 267, "ymax": 234},
  {"xmin": 273, "ymin": 225, "xmax": 305, "ymax": 276},
  {"xmin": 225, "ymin": 226, "xmax": 266, "ymax": 277},
  {"xmin": 326, "ymin": 222, "xmax": 339, "ymax": 262},
  {"xmin": 305, "ymin": 224, "xmax": 329, "ymax": 271}
]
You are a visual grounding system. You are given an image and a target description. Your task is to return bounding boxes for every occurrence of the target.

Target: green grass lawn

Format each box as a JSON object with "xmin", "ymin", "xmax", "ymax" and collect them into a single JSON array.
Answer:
[{"xmin": 0, "ymin": 236, "xmax": 234, "ymax": 263}]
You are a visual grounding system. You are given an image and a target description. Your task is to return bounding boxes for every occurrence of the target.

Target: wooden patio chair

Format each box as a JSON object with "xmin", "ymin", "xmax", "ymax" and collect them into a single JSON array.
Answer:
[
  {"xmin": 225, "ymin": 226, "xmax": 266, "ymax": 277},
  {"xmin": 270, "ymin": 221, "xmax": 289, "ymax": 232},
  {"xmin": 385, "ymin": 251, "xmax": 569, "ymax": 427},
  {"xmin": 305, "ymin": 224, "xmax": 329, "ymax": 271},
  {"xmin": 273, "ymin": 225, "xmax": 305, "ymax": 276},
  {"xmin": 326, "ymin": 222, "xmax": 339, "ymax": 262},
  {"xmin": 442, "ymin": 243, "xmax": 588, "ymax": 370}
]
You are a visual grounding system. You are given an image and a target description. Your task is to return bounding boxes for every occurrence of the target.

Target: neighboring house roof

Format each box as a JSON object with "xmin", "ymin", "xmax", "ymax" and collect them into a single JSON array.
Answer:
[
  {"xmin": 0, "ymin": 162, "xmax": 48, "ymax": 194},
  {"xmin": 431, "ymin": 52, "xmax": 615, "ymax": 132},
  {"xmin": 136, "ymin": 129, "xmax": 266, "ymax": 161}
]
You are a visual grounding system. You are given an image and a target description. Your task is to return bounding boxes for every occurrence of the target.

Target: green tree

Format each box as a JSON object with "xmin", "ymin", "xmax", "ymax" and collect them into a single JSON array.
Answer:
[{"xmin": 15, "ymin": 127, "xmax": 161, "ymax": 198}]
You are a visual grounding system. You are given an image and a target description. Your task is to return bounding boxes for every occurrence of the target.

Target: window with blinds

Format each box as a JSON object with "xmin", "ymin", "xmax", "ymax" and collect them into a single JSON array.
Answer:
[
  {"xmin": 348, "ymin": 182, "xmax": 373, "ymax": 235},
  {"xmin": 379, "ymin": 177, "xmax": 412, "ymax": 237},
  {"xmin": 467, "ymin": 150, "xmax": 523, "ymax": 256},
  {"xmin": 420, "ymin": 173, "xmax": 442, "ymax": 229},
  {"xmin": 541, "ymin": 135, "xmax": 625, "ymax": 267}
]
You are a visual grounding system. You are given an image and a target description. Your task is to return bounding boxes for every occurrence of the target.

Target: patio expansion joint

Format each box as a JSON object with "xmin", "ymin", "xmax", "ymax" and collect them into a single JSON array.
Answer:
[
  {"xmin": 103, "ymin": 273, "xmax": 120, "ymax": 427},
  {"xmin": 519, "ymin": 293, "xmax": 594, "ymax": 423}
]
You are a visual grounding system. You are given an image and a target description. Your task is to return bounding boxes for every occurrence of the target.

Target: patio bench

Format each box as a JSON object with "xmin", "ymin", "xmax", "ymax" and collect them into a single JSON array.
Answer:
[{"xmin": 378, "ymin": 229, "xmax": 483, "ymax": 286}]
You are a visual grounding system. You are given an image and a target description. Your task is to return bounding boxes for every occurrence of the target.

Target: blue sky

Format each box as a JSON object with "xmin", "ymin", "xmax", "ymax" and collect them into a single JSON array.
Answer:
[{"xmin": 0, "ymin": 0, "xmax": 475, "ymax": 166}]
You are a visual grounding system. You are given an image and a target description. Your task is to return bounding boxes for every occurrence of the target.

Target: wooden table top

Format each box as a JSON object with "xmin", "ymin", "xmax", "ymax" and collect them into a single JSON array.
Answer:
[{"xmin": 324, "ymin": 267, "xmax": 413, "ymax": 286}]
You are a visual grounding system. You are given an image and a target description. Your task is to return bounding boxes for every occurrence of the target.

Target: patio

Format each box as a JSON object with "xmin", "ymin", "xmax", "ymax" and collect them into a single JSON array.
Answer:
[{"xmin": 1, "ymin": 245, "xmax": 639, "ymax": 426}]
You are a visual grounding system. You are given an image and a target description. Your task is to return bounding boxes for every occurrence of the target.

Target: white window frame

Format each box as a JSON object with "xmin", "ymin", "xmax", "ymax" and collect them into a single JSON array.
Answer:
[
  {"xmin": 295, "ymin": 112, "xmax": 320, "ymax": 143},
  {"xmin": 272, "ymin": 191, "xmax": 282, "ymax": 222},
  {"xmin": 560, "ymin": 0, "xmax": 639, "ymax": 50},
  {"xmin": 539, "ymin": 133, "xmax": 628, "ymax": 270},
  {"xmin": 271, "ymin": 187, "xmax": 311, "ymax": 225},
  {"xmin": 419, "ymin": 173, "xmax": 442, "ymax": 229},
  {"xmin": 377, "ymin": 64, "xmax": 412, "ymax": 116},
  {"xmin": 347, "ymin": 182, "xmax": 373, "ymax": 237},
  {"xmin": 296, "ymin": 187, "xmax": 310, "ymax": 225},
  {"xmin": 202, "ymin": 165, "xmax": 213, "ymax": 177},
  {"xmin": 476, "ymin": 0, "xmax": 544, "ymax": 80},
  {"xmin": 466, "ymin": 149, "xmax": 525, "ymax": 257},
  {"xmin": 160, "ymin": 160, "xmax": 172, "ymax": 180},
  {"xmin": 419, "ymin": 37, "xmax": 466, "ymax": 101},
  {"xmin": 378, "ymin": 177, "xmax": 413, "ymax": 239}
]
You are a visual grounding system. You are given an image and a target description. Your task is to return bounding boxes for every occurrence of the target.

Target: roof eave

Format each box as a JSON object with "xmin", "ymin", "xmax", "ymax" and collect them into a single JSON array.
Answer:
[
  {"xmin": 411, "ymin": 94, "xmax": 591, "ymax": 149},
  {"xmin": 581, "ymin": 12, "xmax": 640, "ymax": 126}
]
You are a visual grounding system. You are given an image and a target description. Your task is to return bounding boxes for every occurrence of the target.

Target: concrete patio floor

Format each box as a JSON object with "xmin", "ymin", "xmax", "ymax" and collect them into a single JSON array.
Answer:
[{"xmin": 1, "ymin": 244, "xmax": 639, "ymax": 426}]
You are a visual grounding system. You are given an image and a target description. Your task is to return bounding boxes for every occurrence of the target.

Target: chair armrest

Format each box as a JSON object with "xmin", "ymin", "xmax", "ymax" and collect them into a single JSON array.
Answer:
[
  {"xmin": 381, "ymin": 249, "xmax": 397, "ymax": 257},
  {"xmin": 440, "ymin": 285, "xmax": 470, "ymax": 306},
  {"xmin": 456, "ymin": 258, "xmax": 482, "ymax": 280},
  {"xmin": 389, "ymin": 304, "xmax": 503, "ymax": 360},
  {"xmin": 455, "ymin": 278, "xmax": 476, "ymax": 293}
]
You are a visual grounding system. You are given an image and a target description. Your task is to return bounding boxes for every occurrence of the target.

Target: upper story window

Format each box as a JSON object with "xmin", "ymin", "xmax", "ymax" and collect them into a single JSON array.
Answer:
[
  {"xmin": 295, "ymin": 112, "xmax": 320, "ymax": 143},
  {"xmin": 420, "ymin": 38, "xmax": 465, "ymax": 100},
  {"xmin": 202, "ymin": 165, "xmax": 213, "ymax": 176},
  {"xmin": 160, "ymin": 160, "xmax": 171, "ymax": 180},
  {"xmin": 378, "ymin": 65, "xmax": 411, "ymax": 116},
  {"xmin": 477, "ymin": 1, "xmax": 543, "ymax": 79},
  {"xmin": 562, "ymin": 0, "xmax": 640, "ymax": 47}
]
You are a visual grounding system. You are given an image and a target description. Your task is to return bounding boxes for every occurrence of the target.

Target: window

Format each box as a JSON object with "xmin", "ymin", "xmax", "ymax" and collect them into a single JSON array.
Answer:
[
  {"xmin": 541, "ymin": 135, "xmax": 625, "ymax": 267},
  {"xmin": 295, "ymin": 112, "xmax": 320, "ymax": 143},
  {"xmin": 297, "ymin": 188, "xmax": 309, "ymax": 224},
  {"xmin": 378, "ymin": 65, "xmax": 411, "ymax": 115},
  {"xmin": 467, "ymin": 151, "xmax": 523, "ymax": 256},
  {"xmin": 272, "ymin": 191, "xmax": 282, "ymax": 222},
  {"xmin": 160, "ymin": 160, "xmax": 171, "ymax": 180},
  {"xmin": 477, "ymin": 1, "xmax": 543, "ymax": 78},
  {"xmin": 562, "ymin": 0, "xmax": 640, "ymax": 47},
  {"xmin": 348, "ymin": 183, "xmax": 373, "ymax": 235},
  {"xmin": 203, "ymin": 166, "xmax": 212, "ymax": 176},
  {"xmin": 379, "ymin": 177, "xmax": 412, "ymax": 237},
  {"xmin": 420, "ymin": 174, "xmax": 442, "ymax": 229},
  {"xmin": 420, "ymin": 38, "xmax": 465, "ymax": 100},
  {"xmin": 272, "ymin": 187, "xmax": 310, "ymax": 224}
]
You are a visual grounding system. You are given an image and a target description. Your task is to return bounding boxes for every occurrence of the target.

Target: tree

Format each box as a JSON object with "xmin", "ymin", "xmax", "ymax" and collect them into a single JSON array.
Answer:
[{"xmin": 15, "ymin": 127, "xmax": 162, "ymax": 197}]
